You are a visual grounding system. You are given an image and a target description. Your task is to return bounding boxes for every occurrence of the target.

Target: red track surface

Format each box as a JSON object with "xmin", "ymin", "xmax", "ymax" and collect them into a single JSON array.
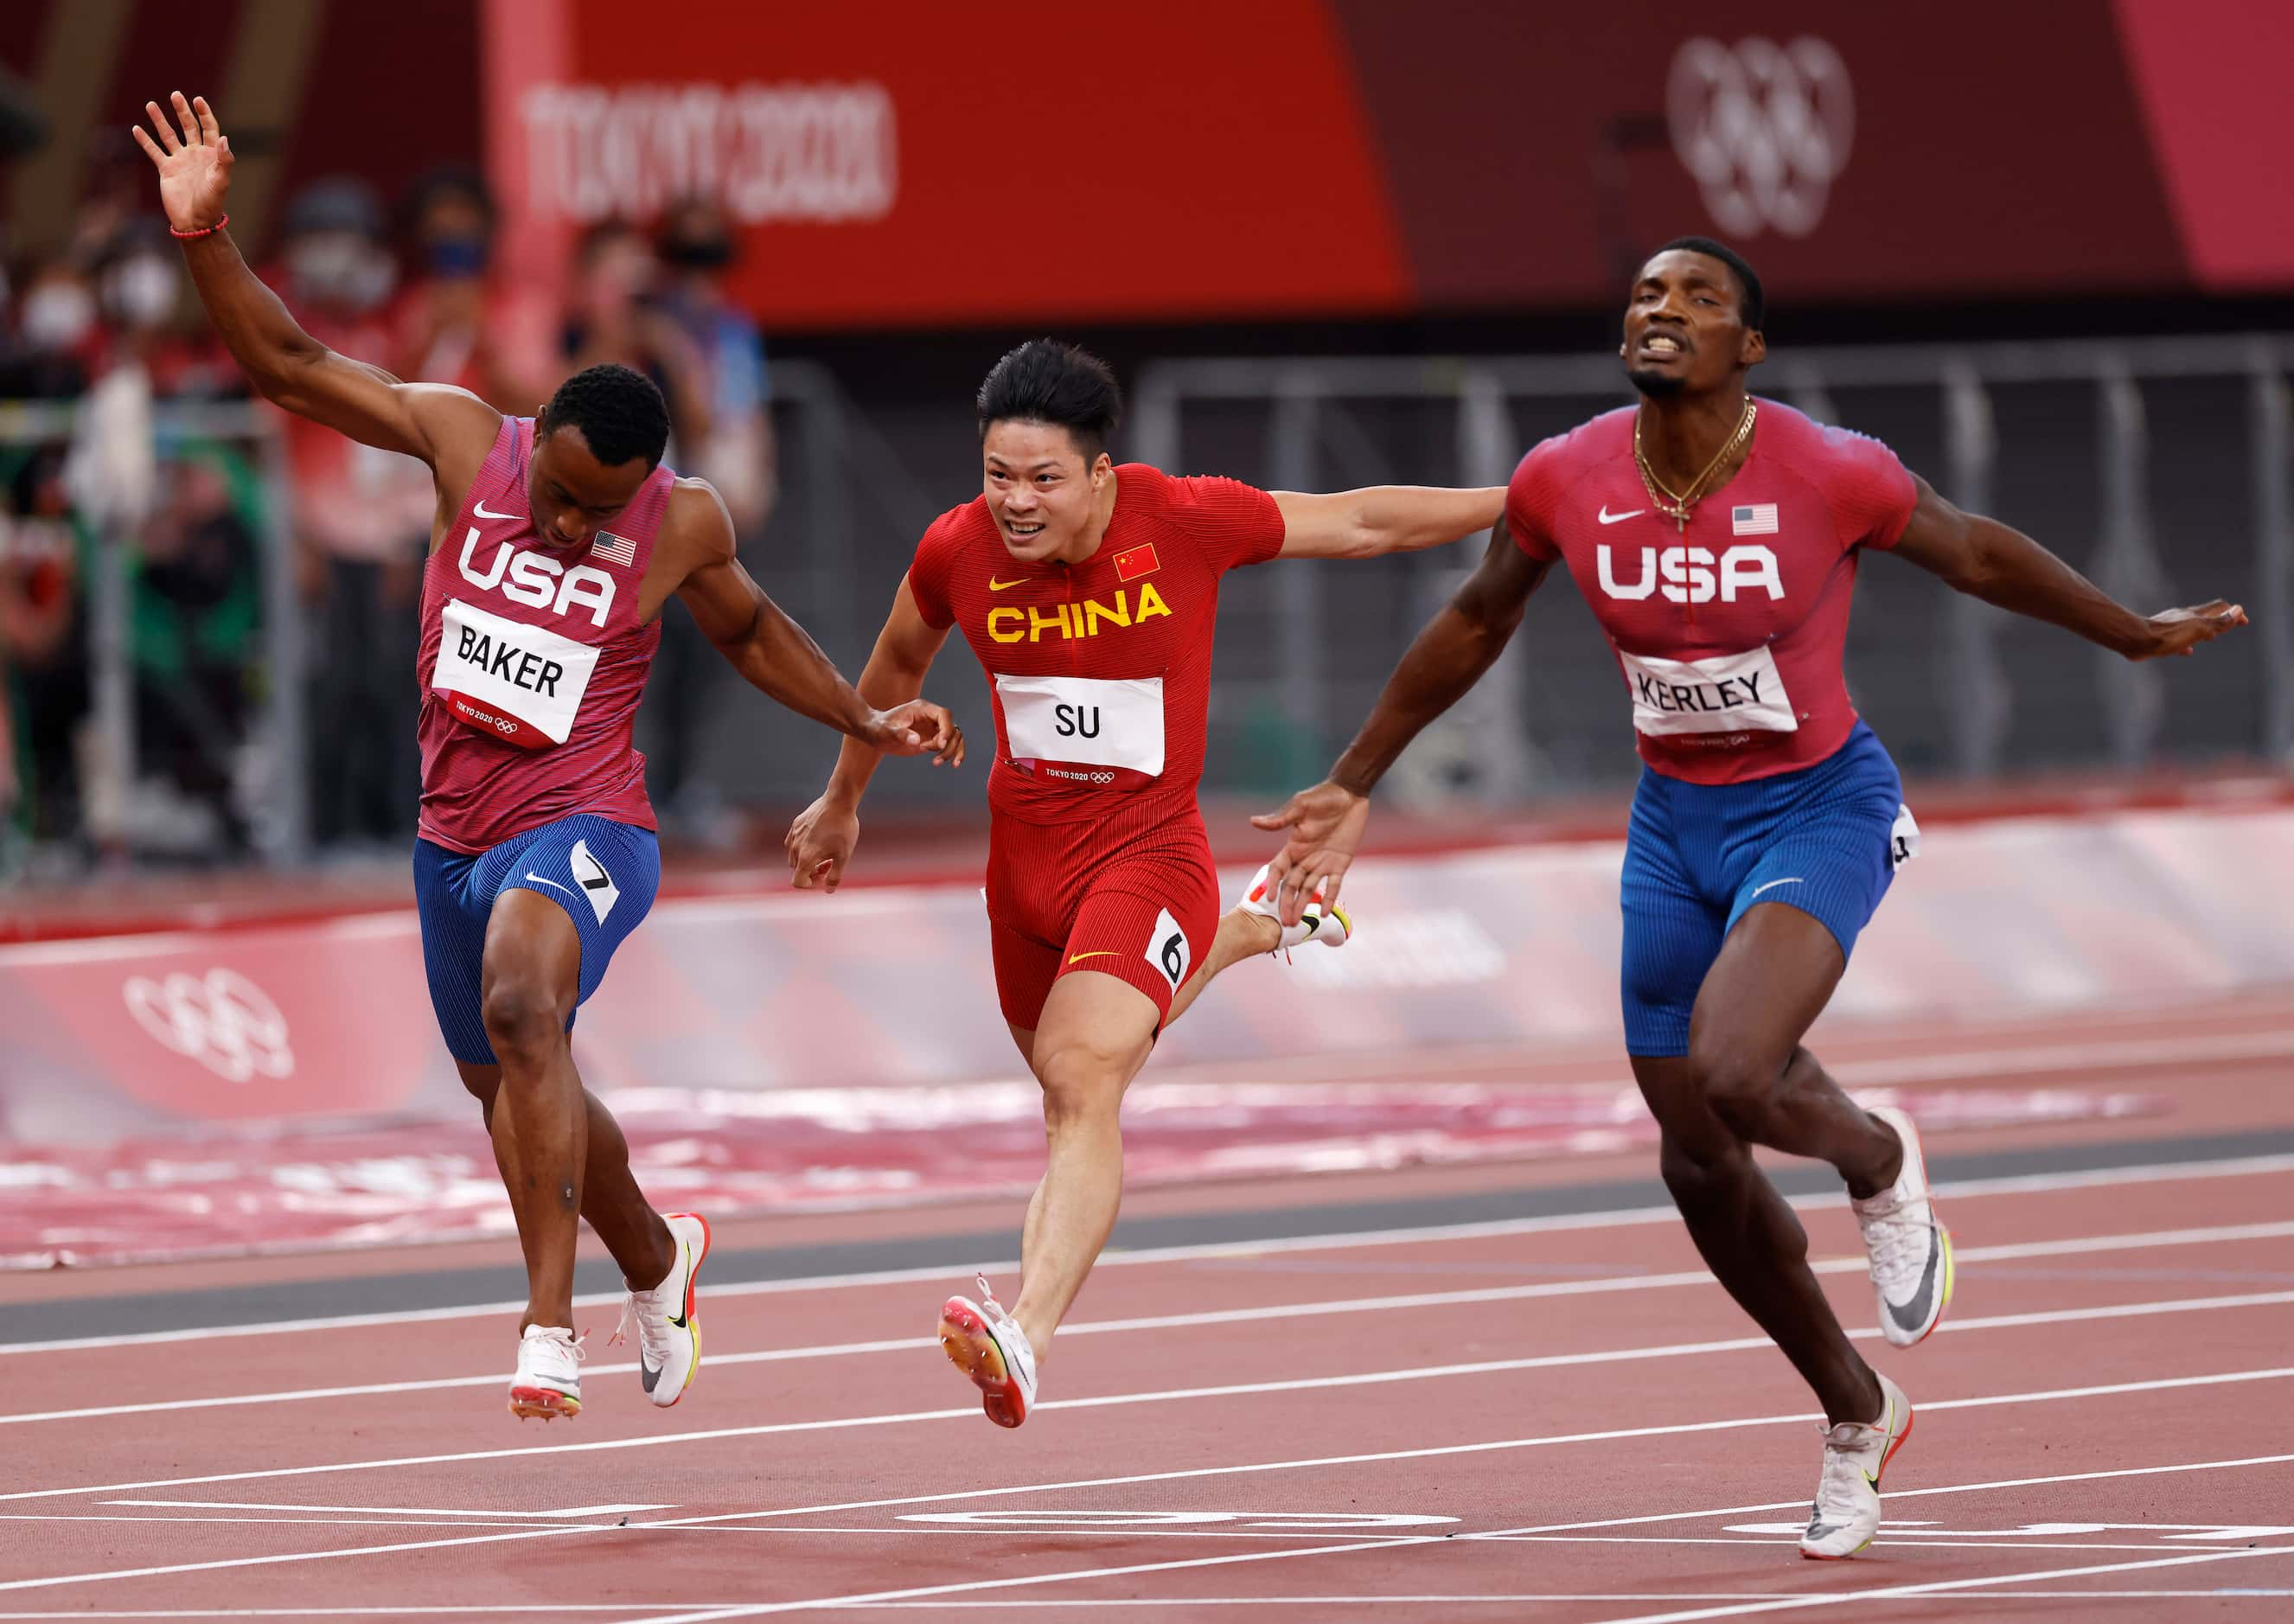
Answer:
[{"xmin": 3, "ymin": 1020, "xmax": 2292, "ymax": 1619}]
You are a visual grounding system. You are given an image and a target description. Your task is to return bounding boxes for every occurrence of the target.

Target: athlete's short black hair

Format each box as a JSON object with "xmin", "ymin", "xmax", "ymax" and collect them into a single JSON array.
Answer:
[
  {"xmin": 975, "ymin": 339, "xmax": 1122, "ymax": 460},
  {"xmin": 1652, "ymin": 234, "xmax": 1765, "ymax": 331},
  {"xmin": 539, "ymin": 363, "xmax": 671, "ymax": 472}
]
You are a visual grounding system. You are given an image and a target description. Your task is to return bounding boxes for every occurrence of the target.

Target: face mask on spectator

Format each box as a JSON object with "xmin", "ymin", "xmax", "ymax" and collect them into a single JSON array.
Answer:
[
  {"xmin": 21, "ymin": 281, "xmax": 96, "ymax": 351},
  {"xmin": 661, "ymin": 234, "xmax": 733, "ymax": 271},
  {"xmin": 105, "ymin": 254, "xmax": 181, "ymax": 330},
  {"xmin": 289, "ymin": 233, "xmax": 395, "ymax": 311},
  {"xmin": 426, "ymin": 234, "xmax": 489, "ymax": 278}
]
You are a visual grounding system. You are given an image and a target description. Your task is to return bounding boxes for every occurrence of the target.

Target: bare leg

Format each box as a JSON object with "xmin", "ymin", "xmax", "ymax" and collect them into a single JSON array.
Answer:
[
  {"xmin": 458, "ymin": 1060, "xmax": 673, "ymax": 1291},
  {"xmin": 476, "ymin": 890, "xmax": 592, "ymax": 1331},
  {"xmin": 1161, "ymin": 907, "xmax": 1281, "ymax": 1028},
  {"xmin": 1690, "ymin": 905, "xmax": 1902, "ymax": 1198},
  {"xmin": 1008, "ymin": 970, "xmax": 1159, "ymax": 1358},
  {"xmin": 1633, "ymin": 902, "xmax": 1905, "ymax": 1426}
]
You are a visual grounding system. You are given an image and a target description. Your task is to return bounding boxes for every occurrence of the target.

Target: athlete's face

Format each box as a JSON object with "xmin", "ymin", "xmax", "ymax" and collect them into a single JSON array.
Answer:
[
  {"xmin": 1620, "ymin": 251, "xmax": 1765, "ymax": 399},
  {"xmin": 981, "ymin": 419, "xmax": 1113, "ymax": 563},
  {"xmin": 527, "ymin": 425, "xmax": 651, "ymax": 550}
]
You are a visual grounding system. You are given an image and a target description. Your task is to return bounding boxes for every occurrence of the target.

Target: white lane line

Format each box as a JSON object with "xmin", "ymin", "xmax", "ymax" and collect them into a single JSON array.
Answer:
[
  {"xmin": 1585, "ymin": 1547, "xmax": 2294, "ymax": 1624},
  {"xmin": 1486, "ymin": 1453, "xmax": 2294, "ymax": 1537},
  {"xmin": 102, "ymin": 1499, "xmax": 667, "ymax": 1519},
  {"xmin": 9, "ymin": 1152, "xmax": 2290, "ymax": 1358},
  {"xmin": 7, "ymin": 1393, "xmax": 2288, "ymax": 1602},
  {"xmin": 6, "ymin": 1292, "xmax": 2288, "ymax": 1509},
  {"xmin": 612, "ymin": 1539, "xmax": 2294, "ymax": 1624},
  {"xmin": 0, "ymin": 1525, "xmax": 597, "ymax": 1595},
  {"xmin": 11, "ymin": 1218, "xmax": 2289, "ymax": 1426}
]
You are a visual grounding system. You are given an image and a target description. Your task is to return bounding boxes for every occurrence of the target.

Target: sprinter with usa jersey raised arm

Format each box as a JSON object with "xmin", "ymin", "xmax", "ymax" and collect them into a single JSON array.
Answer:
[
  {"xmin": 138, "ymin": 92, "xmax": 958, "ymax": 1423},
  {"xmin": 1251, "ymin": 237, "xmax": 2247, "ymax": 1559},
  {"xmin": 786, "ymin": 341, "xmax": 1505, "ymax": 1429}
]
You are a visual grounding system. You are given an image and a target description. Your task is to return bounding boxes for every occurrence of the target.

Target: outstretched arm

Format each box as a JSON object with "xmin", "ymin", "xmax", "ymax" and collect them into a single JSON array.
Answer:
[
  {"xmin": 1271, "ymin": 485, "xmax": 1507, "ymax": 560},
  {"xmin": 133, "ymin": 93, "xmax": 489, "ymax": 465},
  {"xmin": 1252, "ymin": 516, "xmax": 1552, "ymax": 921},
  {"xmin": 671, "ymin": 483, "xmax": 958, "ymax": 758},
  {"xmin": 784, "ymin": 579, "xmax": 960, "ymax": 892},
  {"xmin": 1891, "ymin": 476, "xmax": 2246, "ymax": 659}
]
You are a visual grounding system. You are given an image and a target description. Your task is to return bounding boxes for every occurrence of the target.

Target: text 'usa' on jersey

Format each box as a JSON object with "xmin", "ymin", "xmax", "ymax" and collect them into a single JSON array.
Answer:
[
  {"xmin": 906, "ymin": 464, "xmax": 1285, "ymax": 822},
  {"xmin": 1508, "ymin": 400, "xmax": 1918, "ymax": 787},
  {"xmin": 414, "ymin": 417, "xmax": 673, "ymax": 853}
]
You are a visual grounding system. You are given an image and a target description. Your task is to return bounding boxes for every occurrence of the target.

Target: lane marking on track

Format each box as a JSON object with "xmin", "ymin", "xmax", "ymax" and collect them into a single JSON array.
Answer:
[
  {"xmin": 1483, "ymin": 1452, "xmax": 2294, "ymax": 1537},
  {"xmin": 5, "ymin": 1156, "xmax": 2287, "ymax": 1361},
  {"xmin": 6, "ymin": 1406, "xmax": 2291, "ymax": 1600},
  {"xmin": 593, "ymin": 1538, "xmax": 2294, "ymax": 1624},
  {"xmin": 10, "ymin": 1218, "xmax": 2288, "ymax": 1426},
  {"xmin": 1584, "ymin": 1547, "xmax": 2294, "ymax": 1624},
  {"xmin": 4, "ymin": 1295, "xmax": 2289, "ymax": 1508},
  {"xmin": 101, "ymin": 1499, "xmax": 668, "ymax": 1518},
  {"xmin": 0, "ymin": 1526, "xmax": 597, "ymax": 1596}
]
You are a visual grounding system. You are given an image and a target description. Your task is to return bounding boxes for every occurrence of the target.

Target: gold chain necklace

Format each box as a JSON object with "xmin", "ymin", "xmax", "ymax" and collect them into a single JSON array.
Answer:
[{"xmin": 1633, "ymin": 399, "xmax": 1757, "ymax": 532}]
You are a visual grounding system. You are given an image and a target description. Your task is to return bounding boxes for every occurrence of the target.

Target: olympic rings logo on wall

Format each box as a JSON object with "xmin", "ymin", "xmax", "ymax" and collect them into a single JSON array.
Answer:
[
  {"xmin": 1667, "ymin": 36, "xmax": 1856, "ymax": 240},
  {"xmin": 122, "ymin": 968, "xmax": 297, "ymax": 1084}
]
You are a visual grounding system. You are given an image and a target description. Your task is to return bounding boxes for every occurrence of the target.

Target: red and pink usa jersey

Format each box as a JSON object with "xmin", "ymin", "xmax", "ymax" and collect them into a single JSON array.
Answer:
[
  {"xmin": 907, "ymin": 464, "xmax": 1285, "ymax": 822},
  {"xmin": 415, "ymin": 416, "xmax": 673, "ymax": 853},
  {"xmin": 1509, "ymin": 400, "xmax": 1919, "ymax": 785}
]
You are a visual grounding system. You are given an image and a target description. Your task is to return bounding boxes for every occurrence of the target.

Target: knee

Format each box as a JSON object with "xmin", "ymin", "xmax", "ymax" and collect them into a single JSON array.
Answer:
[
  {"xmin": 1658, "ymin": 1133, "xmax": 1745, "ymax": 1212},
  {"xmin": 1689, "ymin": 1038, "xmax": 1785, "ymax": 1140},
  {"xmin": 479, "ymin": 977, "xmax": 564, "ymax": 1071},
  {"xmin": 1032, "ymin": 1038, "xmax": 1129, "ymax": 1133}
]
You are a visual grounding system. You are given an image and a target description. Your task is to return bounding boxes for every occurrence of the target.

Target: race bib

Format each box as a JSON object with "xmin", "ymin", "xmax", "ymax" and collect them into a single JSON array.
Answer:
[
  {"xmin": 433, "ymin": 598, "xmax": 600, "ymax": 750},
  {"xmin": 1617, "ymin": 644, "xmax": 1797, "ymax": 738},
  {"xmin": 996, "ymin": 673, "xmax": 1166, "ymax": 777}
]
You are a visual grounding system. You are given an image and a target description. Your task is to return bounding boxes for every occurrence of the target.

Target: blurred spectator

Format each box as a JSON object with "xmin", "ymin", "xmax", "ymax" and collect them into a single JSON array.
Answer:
[
  {"xmin": 656, "ymin": 199, "xmax": 776, "ymax": 533},
  {"xmin": 393, "ymin": 165, "xmax": 555, "ymax": 412},
  {"xmin": 0, "ymin": 451, "xmax": 85, "ymax": 848},
  {"xmin": 0, "ymin": 495, "xmax": 76, "ymax": 841},
  {"xmin": 559, "ymin": 219, "xmax": 737, "ymax": 841},
  {"xmin": 3, "ymin": 257, "xmax": 101, "ymax": 400},
  {"xmin": 272, "ymin": 178, "xmax": 431, "ymax": 848},
  {"xmin": 131, "ymin": 453, "xmax": 261, "ymax": 856},
  {"xmin": 560, "ymin": 220, "xmax": 712, "ymax": 446}
]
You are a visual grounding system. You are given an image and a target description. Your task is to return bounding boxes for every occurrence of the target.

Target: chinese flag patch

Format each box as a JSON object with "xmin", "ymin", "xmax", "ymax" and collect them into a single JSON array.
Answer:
[{"xmin": 1114, "ymin": 542, "xmax": 1161, "ymax": 582}]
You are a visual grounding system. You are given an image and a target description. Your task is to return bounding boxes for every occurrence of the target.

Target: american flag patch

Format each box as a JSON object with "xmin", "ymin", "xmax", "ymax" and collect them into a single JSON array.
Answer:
[
  {"xmin": 591, "ymin": 531, "xmax": 636, "ymax": 566},
  {"xmin": 1731, "ymin": 504, "xmax": 1780, "ymax": 536},
  {"xmin": 1114, "ymin": 541, "xmax": 1161, "ymax": 582}
]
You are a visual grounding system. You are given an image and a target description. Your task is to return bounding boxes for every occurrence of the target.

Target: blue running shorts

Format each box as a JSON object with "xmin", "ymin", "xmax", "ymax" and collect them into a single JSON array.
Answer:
[
  {"xmin": 1619, "ymin": 721, "xmax": 1912, "ymax": 1058},
  {"xmin": 412, "ymin": 813, "xmax": 661, "ymax": 1065}
]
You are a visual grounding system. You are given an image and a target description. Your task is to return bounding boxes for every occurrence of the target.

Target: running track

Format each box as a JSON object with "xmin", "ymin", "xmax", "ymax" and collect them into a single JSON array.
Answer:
[{"xmin": 3, "ymin": 1008, "xmax": 2292, "ymax": 1620}]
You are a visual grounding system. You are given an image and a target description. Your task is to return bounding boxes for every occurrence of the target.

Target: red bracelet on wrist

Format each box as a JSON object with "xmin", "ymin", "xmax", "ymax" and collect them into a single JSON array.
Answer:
[{"xmin": 169, "ymin": 214, "xmax": 227, "ymax": 240}]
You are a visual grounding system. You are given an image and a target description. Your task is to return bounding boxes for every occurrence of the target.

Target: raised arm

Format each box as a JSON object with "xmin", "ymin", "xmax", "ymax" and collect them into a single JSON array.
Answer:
[
  {"xmin": 1251, "ymin": 515, "xmax": 1553, "ymax": 921},
  {"xmin": 133, "ymin": 93, "xmax": 490, "ymax": 465},
  {"xmin": 784, "ymin": 579, "xmax": 958, "ymax": 892},
  {"xmin": 1890, "ymin": 476, "xmax": 2246, "ymax": 658},
  {"xmin": 1270, "ymin": 485, "xmax": 1507, "ymax": 560}
]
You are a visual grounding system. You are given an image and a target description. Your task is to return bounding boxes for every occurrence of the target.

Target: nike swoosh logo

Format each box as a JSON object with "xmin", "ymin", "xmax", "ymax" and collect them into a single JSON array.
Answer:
[
  {"xmin": 1597, "ymin": 505, "xmax": 1644, "ymax": 525},
  {"xmin": 1887, "ymin": 1239, "xmax": 1943, "ymax": 1331},
  {"xmin": 1748, "ymin": 876, "xmax": 1805, "ymax": 898},
  {"xmin": 474, "ymin": 500, "xmax": 516, "ymax": 521},
  {"xmin": 987, "ymin": 577, "xmax": 1026, "ymax": 591},
  {"xmin": 639, "ymin": 1358, "xmax": 664, "ymax": 1394},
  {"xmin": 668, "ymin": 1240, "xmax": 693, "ymax": 1330},
  {"xmin": 1067, "ymin": 950, "xmax": 1118, "ymax": 965},
  {"xmin": 524, "ymin": 873, "xmax": 575, "ymax": 897}
]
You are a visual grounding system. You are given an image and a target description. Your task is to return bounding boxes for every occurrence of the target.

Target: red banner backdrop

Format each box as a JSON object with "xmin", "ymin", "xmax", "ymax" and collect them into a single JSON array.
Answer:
[{"xmin": 484, "ymin": 0, "xmax": 2294, "ymax": 328}]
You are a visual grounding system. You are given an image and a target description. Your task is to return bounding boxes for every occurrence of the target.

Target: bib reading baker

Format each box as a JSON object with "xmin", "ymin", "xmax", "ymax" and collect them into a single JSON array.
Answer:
[
  {"xmin": 997, "ymin": 673, "xmax": 1166, "ymax": 786},
  {"xmin": 433, "ymin": 598, "xmax": 601, "ymax": 749}
]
